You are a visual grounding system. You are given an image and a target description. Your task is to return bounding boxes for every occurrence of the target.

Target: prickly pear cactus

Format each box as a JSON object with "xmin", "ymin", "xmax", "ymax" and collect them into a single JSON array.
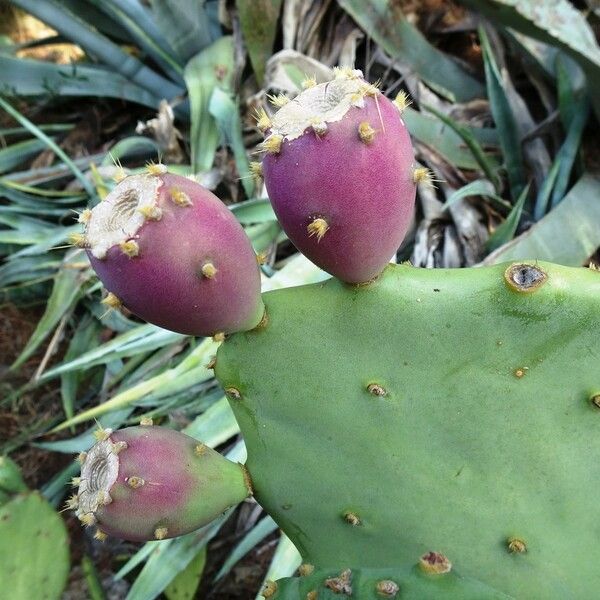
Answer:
[
  {"xmin": 0, "ymin": 492, "xmax": 70, "ymax": 599},
  {"xmin": 215, "ymin": 261, "xmax": 600, "ymax": 599}
]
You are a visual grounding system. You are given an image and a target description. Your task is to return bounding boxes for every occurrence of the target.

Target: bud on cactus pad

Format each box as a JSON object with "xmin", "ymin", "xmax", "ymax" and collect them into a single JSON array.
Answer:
[
  {"xmin": 75, "ymin": 426, "xmax": 251, "ymax": 541},
  {"xmin": 83, "ymin": 171, "xmax": 265, "ymax": 336},
  {"xmin": 261, "ymin": 69, "xmax": 416, "ymax": 283}
]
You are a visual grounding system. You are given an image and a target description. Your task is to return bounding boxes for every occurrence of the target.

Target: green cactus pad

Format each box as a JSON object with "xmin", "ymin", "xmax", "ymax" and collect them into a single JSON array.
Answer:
[
  {"xmin": 215, "ymin": 262, "xmax": 600, "ymax": 598},
  {"xmin": 0, "ymin": 493, "xmax": 70, "ymax": 599},
  {"xmin": 270, "ymin": 563, "xmax": 511, "ymax": 599}
]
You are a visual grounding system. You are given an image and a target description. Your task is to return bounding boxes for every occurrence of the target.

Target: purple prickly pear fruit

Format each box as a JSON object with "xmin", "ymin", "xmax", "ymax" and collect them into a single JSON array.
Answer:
[
  {"xmin": 75, "ymin": 426, "xmax": 251, "ymax": 541},
  {"xmin": 81, "ymin": 169, "xmax": 264, "ymax": 336},
  {"xmin": 261, "ymin": 69, "xmax": 417, "ymax": 283}
]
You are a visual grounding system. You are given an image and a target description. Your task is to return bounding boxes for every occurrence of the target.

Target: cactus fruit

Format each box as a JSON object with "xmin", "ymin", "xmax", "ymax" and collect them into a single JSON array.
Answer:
[
  {"xmin": 74, "ymin": 426, "xmax": 251, "ymax": 541},
  {"xmin": 261, "ymin": 68, "xmax": 416, "ymax": 283},
  {"xmin": 81, "ymin": 171, "xmax": 264, "ymax": 336},
  {"xmin": 215, "ymin": 261, "xmax": 600, "ymax": 598}
]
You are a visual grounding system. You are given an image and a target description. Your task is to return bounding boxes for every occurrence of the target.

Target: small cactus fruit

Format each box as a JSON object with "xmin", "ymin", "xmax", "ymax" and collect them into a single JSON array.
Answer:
[
  {"xmin": 261, "ymin": 70, "xmax": 416, "ymax": 283},
  {"xmin": 75, "ymin": 426, "xmax": 251, "ymax": 541},
  {"xmin": 82, "ymin": 172, "xmax": 264, "ymax": 336}
]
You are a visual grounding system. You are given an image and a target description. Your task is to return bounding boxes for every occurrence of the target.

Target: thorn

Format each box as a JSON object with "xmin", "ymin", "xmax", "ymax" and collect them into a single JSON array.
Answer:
[
  {"xmin": 349, "ymin": 91, "xmax": 366, "ymax": 108},
  {"xmin": 154, "ymin": 527, "xmax": 168, "ymax": 540},
  {"xmin": 68, "ymin": 233, "xmax": 88, "ymax": 248},
  {"xmin": 96, "ymin": 490, "xmax": 112, "ymax": 506},
  {"xmin": 307, "ymin": 217, "xmax": 329, "ymax": 242},
  {"xmin": 343, "ymin": 511, "xmax": 361, "ymax": 526},
  {"xmin": 298, "ymin": 563, "xmax": 314, "ymax": 576},
  {"xmin": 146, "ymin": 161, "xmax": 167, "ymax": 176},
  {"xmin": 194, "ymin": 443, "xmax": 208, "ymax": 456},
  {"xmin": 78, "ymin": 209, "xmax": 92, "ymax": 225},
  {"xmin": 119, "ymin": 240, "xmax": 140, "ymax": 258},
  {"xmin": 590, "ymin": 394, "xmax": 600, "ymax": 409},
  {"xmin": 201, "ymin": 262, "xmax": 218, "ymax": 279},
  {"xmin": 101, "ymin": 292, "xmax": 122, "ymax": 310},
  {"xmin": 267, "ymin": 93, "xmax": 290, "ymax": 108},
  {"xmin": 94, "ymin": 529, "xmax": 108, "ymax": 542},
  {"xmin": 261, "ymin": 134, "xmax": 283, "ymax": 155},
  {"xmin": 261, "ymin": 580, "xmax": 278, "ymax": 598},
  {"xmin": 412, "ymin": 167, "xmax": 435, "ymax": 187},
  {"xmin": 170, "ymin": 187, "xmax": 192, "ymax": 207},
  {"xmin": 94, "ymin": 427, "xmax": 113, "ymax": 442},
  {"xmin": 393, "ymin": 90, "xmax": 412, "ymax": 113},
  {"xmin": 225, "ymin": 387, "xmax": 242, "ymax": 400},
  {"xmin": 206, "ymin": 356, "xmax": 216, "ymax": 370},
  {"xmin": 513, "ymin": 367, "xmax": 528, "ymax": 379},
  {"xmin": 256, "ymin": 251, "xmax": 268, "ymax": 265},
  {"xmin": 213, "ymin": 332, "xmax": 226, "ymax": 343},
  {"xmin": 507, "ymin": 537, "xmax": 527, "ymax": 553},
  {"xmin": 306, "ymin": 591, "xmax": 317, "ymax": 600},
  {"xmin": 360, "ymin": 80, "xmax": 380, "ymax": 96},
  {"xmin": 76, "ymin": 451, "xmax": 88, "ymax": 464},
  {"xmin": 376, "ymin": 580, "xmax": 400, "ymax": 597},
  {"xmin": 111, "ymin": 441, "xmax": 128, "ymax": 454},
  {"xmin": 419, "ymin": 551, "xmax": 452, "ymax": 574},
  {"xmin": 71, "ymin": 477, "xmax": 81, "ymax": 487},
  {"xmin": 325, "ymin": 569, "xmax": 353, "ymax": 594},
  {"xmin": 65, "ymin": 494, "xmax": 79, "ymax": 510},
  {"xmin": 302, "ymin": 75, "xmax": 317, "ymax": 89},
  {"xmin": 126, "ymin": 476, "xmax": 145, "ymax": 489},
  {"xmin": 358, "ymin": 121, "xmax": 376, "ymax": 144},
  {"xmin": 367, "ymin": 383, "xmax": 387, "ymax": 397},
  {"xmin": 310, "ymin": 118, "xmax": 327, "ymax": 136},
  {"xmin": 254, "ymin": 107, "xmax": 272, "ymax": 133},
  {"xmin": 140, "ymin": 417, "xmax": 153, "ymax": 426},
  {"xmin": 79, "ymin": 512, "xmax": 96, "ymax": 527},
  {"xmin": 137, "ymin": 205, "xmax": 163, "ymax": 220},
  {"xmin": 333, "ymin": 66, "xmax": 362, "ymax": 80},
  {"xmin": 589, "ymin": 262, "xmax": 599, "ymax": 271},
  {"xmin": 113, "ymin": 167, "xmax": 128, "ymax": 183},
  {"xmin": 250, "ymin": 161, "xmax": 263, "ymax": 182}
]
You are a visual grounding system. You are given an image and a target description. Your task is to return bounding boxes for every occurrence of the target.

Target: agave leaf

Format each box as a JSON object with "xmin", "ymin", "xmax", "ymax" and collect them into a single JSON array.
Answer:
[
  {"xmin": 10, "ymin": 252, "xmax": 91, "ymax": 370},
  {"xmin": 41, "ymin": 324, "xmax": 185, "ymax": 380},
  {"xmin": 338, "ymin": 0, "xmax": 485, "ymax": 101},
  {"xmin": 485, "ymin": 183, "xmax": 529, "ymax": 252},
  {"xmin": 236, "ymin": 0, "xmax": 283, "ymax": 85},
  {"xmin": 0, "ymin": 96, "xmax": 94, "ymax": 196},
  {"xmin": 0, "ymin": 56, "xmax": 160, "ymax": 109},
  {"xmin": 55, "ymin": 0, "xmax": 131, "ymax": 41},
  {"xmin": 10, "ymin": 0, "xmax": 183, "ymax": 102},
  {"xmin": 60, "ymin": 316, "xmax": 102, "ymax": 421},
  {"xmin": 50, "ymin": 339, "xmax": 216, "ymax": 431},
  {"xmin": 403, "ymin": 108, "xmax": 499, "ymax": 171},
  {"xmin": 485, "ymin": 173, "xmax": 600, "ymax": 265},
  {"xmin": 230, "ymin": 198, "xmax": 276, "ymax": 224},
  {"xmin": 459, "ymin": 0, "xmax": 600, "ymax": 118},
  {"xmin": 443, "ymin": 179, "xmax": 509, "ymax": 212},
  {"xmin": 184, "ymin": 396, "xmax": 240, "ymax": 447},
  {"xmin": 479, "ymin": 27, "xmax": 526, "ymax": 201},
  {"xmin": 422, "ymin": 104, "xmax": 500, "ymax": 189},
  {"xmin": 209, "ymin": 88, "xmax": 254, "ymax": 197},
  {"xmin": 216, "ymin": 516, "xmax": 278, "ymax": 581},
  {"xmin": 254, "ymin": 534, "xmax": 301, "ymax": 600},
  {"xmin": 88, "ymin": 0, "xmax": 184, "ymax": 82},
  {"xmin": 149, "ymin": 0, "xmax": 217, "ymax": 63},
  {"xmin": 184, "ymin": 36, "xmax": 234, "ymax": 174},
  {"xmin": 164, "ymin": 548, "xmax": 206, "ymax": 600},
  {"xmin": 0, "ymin": 139, "xmax": 55, "ymax": 174}
]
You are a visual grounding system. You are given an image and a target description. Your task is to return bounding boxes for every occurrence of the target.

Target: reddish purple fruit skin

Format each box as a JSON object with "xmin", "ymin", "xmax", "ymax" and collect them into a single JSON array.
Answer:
[
  {"xmin": 88, "ymin": 173, "xmax": 263, "ymax": 336},
  {"xmin": 263, "ymin": 95, "xmax": 416, "ymax": 283},
  {"xmin": 97, "ymin": 427, "xmax": 197, "ymax": 541}
]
